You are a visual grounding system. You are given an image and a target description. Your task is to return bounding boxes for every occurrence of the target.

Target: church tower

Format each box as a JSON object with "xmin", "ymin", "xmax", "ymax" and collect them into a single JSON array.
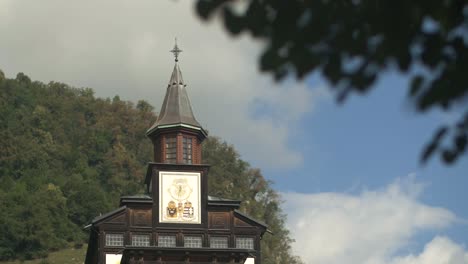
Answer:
[
  {"xmin": 144, "ymin": 42, "xmax": 209, "ymax": 228},
  {"xmin": 85, "ymin": 42, "xmax": 267, "ymax": 264}
]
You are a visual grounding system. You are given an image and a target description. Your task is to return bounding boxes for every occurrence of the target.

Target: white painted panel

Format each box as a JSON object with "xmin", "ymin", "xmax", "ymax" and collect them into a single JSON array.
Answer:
[
  {"xmin": 159, "ymin": 171, "xmax": 201, "ymax": 224},
  {"xmin": 105, "ymin": 254, "xmax": 122, "ymax": 264},
  {"xmin": 244, "ymin": 257, "xmax": 255, "ymax": 264}
]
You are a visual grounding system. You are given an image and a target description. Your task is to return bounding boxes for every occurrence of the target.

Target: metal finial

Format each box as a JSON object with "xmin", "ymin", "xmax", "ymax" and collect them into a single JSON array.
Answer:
[{"xmin": 170, "ymin": 38, "xmax": 182, "ymax": 62}]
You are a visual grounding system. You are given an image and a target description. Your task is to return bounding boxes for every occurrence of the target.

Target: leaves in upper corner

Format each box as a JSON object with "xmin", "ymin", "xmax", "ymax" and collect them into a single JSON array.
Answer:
[
  {"xmin": 442, "ymin": 149, "xmax": 457, "ymax": 164},
  {"xmin": 409, "ymin": 75, "xmax": 424, "ymax": 98},
  {"xmin": 421, "ymin": 111, "xmax": 468, "ymax": 165},
  {"xmin": 421, "ymin": 126, "xmax": 447, "ymax": 164},
  {"xmin": 260, "ymin": 48, "xmax": 282, "ymax": 73},
  {"xmin": 223, "ymin": 6, "xmax": 245, "ymax": 35},
  {"xmin": 455, "ymin": 133, "xmax": 467, "ymax": 153},
  {"xmin": 194, "ymin": 0, "xmax": 468, "ymax": 166},
  {"xmin": 195, "ymin": 0, "xmax": 230, "ymax": 20}
]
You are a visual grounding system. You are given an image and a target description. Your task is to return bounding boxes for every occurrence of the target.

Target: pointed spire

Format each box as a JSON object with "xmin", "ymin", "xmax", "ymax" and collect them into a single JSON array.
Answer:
[{"xmin": 146, "ymin": 41, "xmax": 206, "ymax": 137}]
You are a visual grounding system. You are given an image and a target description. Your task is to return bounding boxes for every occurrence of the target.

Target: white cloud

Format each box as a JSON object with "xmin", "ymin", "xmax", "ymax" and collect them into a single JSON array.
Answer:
[
  {"xmin": 282, "ymin": 176, "xmax": 467, "ymax": 264},
  {"xmin": 390, "ymin": 236, "xmax": 468, "ymax": 264},
  {"xmin": 0, "ymin": 0, "xmax": 324, "ymax": 169}
]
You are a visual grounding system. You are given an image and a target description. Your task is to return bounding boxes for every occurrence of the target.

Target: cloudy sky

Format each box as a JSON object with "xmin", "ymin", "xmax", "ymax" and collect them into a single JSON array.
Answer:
[{"xmin": 1, "ymin": 1, "xmax": 467, "ymax": 263}]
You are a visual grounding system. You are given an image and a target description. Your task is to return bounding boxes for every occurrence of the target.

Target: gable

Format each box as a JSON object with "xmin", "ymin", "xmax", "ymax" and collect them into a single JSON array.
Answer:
[
  {"xmin": 107, "ymin": 213, "xmax": 125, "ymax": 224},
  {"xmin": 130, "ymin": 208, "xmax": 152, "ymax": 227},
  {"xmin": 233, "ymin": 210, "xmax": 268, "ymax": 230},
  {"xmin": 92, "ymin": 206, "xmax": 126, "ymax": 226},
  {"xmin": 234, "ymin": 216, "xmax": 251, "ymax": 227},
  {"xmin": 208, "ymin": 211, "xmax": 230, "ymax": 229}
]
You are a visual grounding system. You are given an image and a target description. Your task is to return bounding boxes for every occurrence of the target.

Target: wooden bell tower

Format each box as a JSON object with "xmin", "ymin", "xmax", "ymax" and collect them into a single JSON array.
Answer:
[{"xmin": 84, "ymin": 42, "xmax": 267, "ymax": 264}]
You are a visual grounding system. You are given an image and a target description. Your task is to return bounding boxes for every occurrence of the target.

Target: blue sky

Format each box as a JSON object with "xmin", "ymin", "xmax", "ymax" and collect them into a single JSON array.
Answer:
[
  {"xmin": 1, "ymin": 1, "xmax": 467, "ymax": 263},
  {"xmin": 275, "ymin": 71, "xmax": 468, "ymax": 262},
  {"xmin": 271, "ymin": 71, "xmax": 467, "ymax": 198}
]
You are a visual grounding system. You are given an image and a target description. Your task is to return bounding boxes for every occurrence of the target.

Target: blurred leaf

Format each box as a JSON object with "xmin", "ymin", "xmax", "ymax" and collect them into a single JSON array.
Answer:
[
  {"xmin": 455, "ymin": 133, "xmax": 467, "ymax": 153},
  {"xmin": 223, "ymin": 7, "xmax": 244, "ymax": 35},
  {"xmin": 442, "ymin": 149, "xmax": 457, "ymax": 164},
  {"xmin": 260, "ymin": 48, "xmax": 281, "ymax": 72},
  {"xmin": 421, "ymin": 126, "xmax": 447, "ymax": 163},
  {"xmin": 194, "ymin": 0, "xmax": 468, "ymax": 166},
  {"xmin": 196, "ymin": 0, "xmax": 230, "ymax": 20},
  {"xmin": 409, "ymin": 75, "xmax": 424, "ymax": 97},
  {"xmin": 422, "ymin": 142, "xmax": 437, "ymax": 164}
]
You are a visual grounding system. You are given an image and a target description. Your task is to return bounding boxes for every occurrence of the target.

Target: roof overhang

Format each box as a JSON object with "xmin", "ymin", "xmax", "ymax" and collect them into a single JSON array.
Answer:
[
  {"xmin": 234, "ymin": 210, "xmax": 269, "ymax": 231},
  {"xmin": 146, "ymin": 123, "xmax": 208, "ymax": 139},
  {"xmin": 207, "ymin": 195, "xmax": 241, "ymax": 208},
  {"xmin": 90, "ymin": 206, "xmax": 126, "ymax": 225},
  {"xmin": 119, "ymin": 195, "xmax": 153, "ymax": 206},
  {"xmin": 145, "ymin": 162, "xmax": 211, "ymax": 186}
]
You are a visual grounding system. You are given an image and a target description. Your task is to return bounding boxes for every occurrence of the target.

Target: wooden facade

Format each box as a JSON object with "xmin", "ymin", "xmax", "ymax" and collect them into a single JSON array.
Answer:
[
  {"xmin": 85, "ymin": 48, "xmax": 267, "ymax": 264},
  {"xmin": 84, "ymin": 188, "xmax": 266, "ymax": 264}
]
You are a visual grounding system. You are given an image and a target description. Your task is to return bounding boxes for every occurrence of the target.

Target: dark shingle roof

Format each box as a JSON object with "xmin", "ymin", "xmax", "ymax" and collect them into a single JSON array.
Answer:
[
  {"xmin": 119, "ymin": 194, "xmax": 152, "ymax": 206},
  {"xmin": 91, "ymin": 206, "xmax": 126, "ymax": 224},
  {"xmin": 146, "ymin": 63, "xmax": 205, "ymax": 136},
  {"xmin": 234, "ymin": 209, "xmax": 268, "ymax": 229},
  {"xmin": 207, "ymin": 195, "xmax": 241, "ymax": 208}
]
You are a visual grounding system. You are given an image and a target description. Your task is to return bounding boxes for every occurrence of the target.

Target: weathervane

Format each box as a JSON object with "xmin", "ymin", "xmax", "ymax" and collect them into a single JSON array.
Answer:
[{"xmin": 170, "ymin": 38, "xmax": 182, "ymax": 62}]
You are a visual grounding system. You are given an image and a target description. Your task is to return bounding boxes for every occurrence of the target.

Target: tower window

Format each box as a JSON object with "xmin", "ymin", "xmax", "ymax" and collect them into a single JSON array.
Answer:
[
  {"xmin": 235, "ymin": 237, "xmax": 254, "ymax": 249},
  {"xmin": 184, "ymin": 236, "xmax": 202, "ymax": 248},
  {"xmin": 209, "ymin": 236, "xmax": 228, "ymax": 248},
  {"xmin": 158, "ymin": 235, "xmax": 176, "ymax": 247},
  {"xmin": 182, "ymin": 136, "xmax": 192, "ymax": 164},
  {"xmin": 165, "ymin": 136, "xmax": 176, "ymax": 163},
  {"xmin": 105, "ymin": 234, "xmax": 124, "ymax": 247},
  {"xmin": 131, "ymin": 234, "xmax": 150, "ymax": 247}
]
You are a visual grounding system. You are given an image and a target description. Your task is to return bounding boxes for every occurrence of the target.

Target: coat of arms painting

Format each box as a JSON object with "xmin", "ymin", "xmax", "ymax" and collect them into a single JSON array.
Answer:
[{"xmin": 159, "ymin": 171, "xmax": 201, "ymax": 224}]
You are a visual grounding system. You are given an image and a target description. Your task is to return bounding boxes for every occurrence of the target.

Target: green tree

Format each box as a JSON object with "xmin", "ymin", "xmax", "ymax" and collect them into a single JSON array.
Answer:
[
  {"xmin": 0, "ymin": 72, "xmax": 152, "ymax": 259},
  {"xmin": 195, "ymin": 0, "xmax": 468, "ymax": 165},
  {"xmin": 64, "ymin": 176, "xmax": 111, "ymax": 227},
  {"xmin": 137, "ymin": 100, "xmax": 155, "ymax": 113},
  {"xmin": 0, "ymin": 183, "xmax": 81, "ymax": 260}
]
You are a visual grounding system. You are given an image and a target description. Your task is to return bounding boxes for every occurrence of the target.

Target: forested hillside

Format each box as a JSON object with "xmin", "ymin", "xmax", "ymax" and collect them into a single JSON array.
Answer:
[{"xmin": 0, "ymin": 70, "xmax": 302, "ymax": 263}]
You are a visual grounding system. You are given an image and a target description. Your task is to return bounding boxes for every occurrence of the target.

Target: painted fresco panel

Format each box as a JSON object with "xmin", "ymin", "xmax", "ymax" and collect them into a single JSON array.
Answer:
[{"xmin": 159, "ymin": 171, "xmax": 201, "ymax": 224}]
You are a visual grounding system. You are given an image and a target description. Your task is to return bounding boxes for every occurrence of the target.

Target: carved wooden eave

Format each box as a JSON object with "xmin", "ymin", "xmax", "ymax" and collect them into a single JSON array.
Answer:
[
  {"xmin": 120, "ymin": 195, "xmax": 153, "ymax": 207},
  {"xmin": 120, "ymin": 247, "xmax": 255, "ymax": 264}
]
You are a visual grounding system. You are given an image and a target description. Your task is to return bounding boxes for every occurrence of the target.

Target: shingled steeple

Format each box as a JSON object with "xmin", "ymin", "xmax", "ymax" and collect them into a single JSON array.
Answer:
[
  {"xmin": 146, "ymin": 63, "xmax": 204, "ymax": 133},
  {"xmin": 146, "ymin": 41, "xmax": 207, "ymax": 164}
]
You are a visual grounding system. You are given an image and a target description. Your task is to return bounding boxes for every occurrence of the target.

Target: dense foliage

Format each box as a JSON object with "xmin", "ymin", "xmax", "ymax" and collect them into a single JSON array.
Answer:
[
  {"xmin": 195, "ymin": 0, "xmax": 468, "ymax": 165},
  {"xmin": 0, "ymin": 71, "xmax": 302, "ymax": 263},
  {"xmin": 0, "ymin": 70, "xmax": 153, "ymax": 260}
]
